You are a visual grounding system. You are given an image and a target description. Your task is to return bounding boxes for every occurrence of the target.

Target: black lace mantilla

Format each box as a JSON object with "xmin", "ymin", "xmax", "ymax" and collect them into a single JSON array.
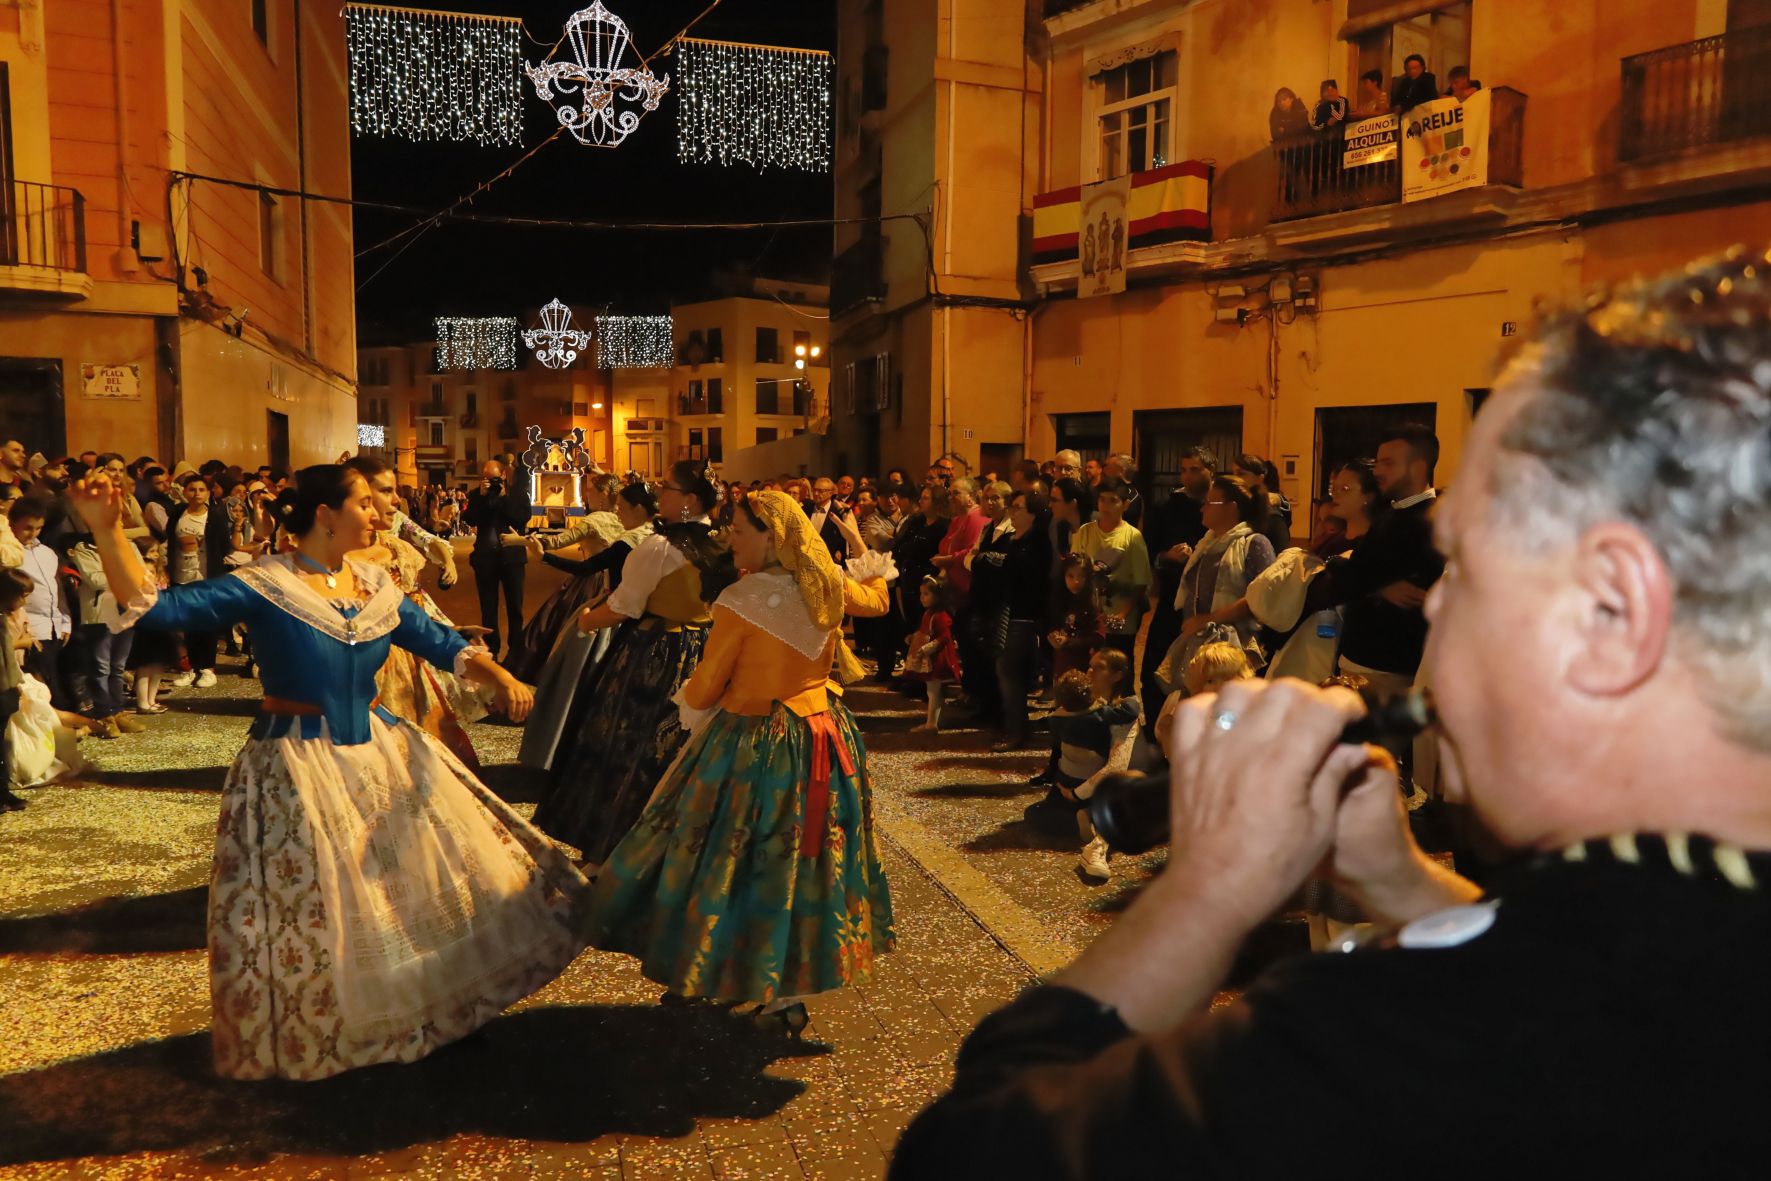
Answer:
[{"xmin": 659, "ymin": 520, "xmax": 737, "ymax": 603}]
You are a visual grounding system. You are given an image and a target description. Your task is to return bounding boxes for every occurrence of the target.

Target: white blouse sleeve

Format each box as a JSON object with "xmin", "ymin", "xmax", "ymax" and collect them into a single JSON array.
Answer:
[{"xmin": 605, "ymin": 534, "xmax": 687, "ymax": 620}]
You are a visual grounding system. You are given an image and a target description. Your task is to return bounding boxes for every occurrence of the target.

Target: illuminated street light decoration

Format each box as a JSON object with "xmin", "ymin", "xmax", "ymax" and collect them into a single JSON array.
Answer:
[
  {"xmin": 523, "ymin": 298, "xmax": 593, "ymax": 369},
  {"xmin": 675, "ymin": 38, "xmax": 832, "ymax": 173},
  {"xmin": 435, "ymin": 316, "xmax": 519, "ymax": 371},
  {"xmin": 595, "ymin": 314, "xmax": 674, "ymax": 369},
  {"xmin": 357, "ymin": 423, "xmax": 387, "ymax": 448},
  {"xmin": 525, "ymin": 2, "xmax": 670, "ymax": 148},
  {"xmin": 343, "ymin": 5, "xmax": 523, "ymax": 146}
]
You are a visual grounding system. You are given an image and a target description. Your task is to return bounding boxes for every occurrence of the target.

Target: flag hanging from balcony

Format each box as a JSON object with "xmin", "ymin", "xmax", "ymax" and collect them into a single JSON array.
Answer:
[
  {"xmin": 1033, "ymin": 161, "xmax": 1211, "ymax": 267},
  {"xmin": 1078, "ymin": 177, "xmax": 1130, "ymax": 299},
  {"xmin": 1401, "ymin": 89, "xmax": 1491, "ymax": 203},
  {"xmin": 344, "ymin": 5, "xmax": 523, "ymax": 147},
  {"xmin": 674, "ymin": 39, "xmax": 833, "ymax": 173}
]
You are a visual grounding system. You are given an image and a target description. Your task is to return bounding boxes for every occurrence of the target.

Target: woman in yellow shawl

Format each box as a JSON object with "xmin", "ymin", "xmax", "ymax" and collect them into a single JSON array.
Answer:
[{"xmin": 583, "ymin": 490, "xmax": 898, "ymax": 1035}]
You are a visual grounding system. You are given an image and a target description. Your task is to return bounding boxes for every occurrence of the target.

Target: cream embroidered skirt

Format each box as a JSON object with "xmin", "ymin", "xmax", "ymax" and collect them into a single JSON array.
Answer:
[{"xmin": 208, "ymin": 715, "xmax": 590, "ymax": 1080}]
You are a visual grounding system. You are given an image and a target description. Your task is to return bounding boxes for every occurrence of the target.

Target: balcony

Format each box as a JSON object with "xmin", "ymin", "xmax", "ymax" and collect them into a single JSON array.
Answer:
[
  {"xmin": 1621, "ymin": 25, "xmax": 1771, "ymax": 163},
  {"xmin": 831, "ymin": 232, "xmax": 886, "ymax": 318},
  {"xmin": 1042, "ymin": 0, "xmax": 1093, "ymax": 15},
  {"xmin": 1269, "ymin": 88, "xmax": 1525, "ymax": 222},
  {"xmin": 677, "ymin": 392, "xmax": 724, "ymax": 416},
  {"xmin": 0, "ymin": 181, "xmax": 90, "ymax": 297}
]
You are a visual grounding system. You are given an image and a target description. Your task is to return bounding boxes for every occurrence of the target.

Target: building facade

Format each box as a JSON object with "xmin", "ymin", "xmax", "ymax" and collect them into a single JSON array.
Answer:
[
  {"xmin": 836, "ymin": 0, "xmax": 1771, "ymax": 532},
  {"xmin": 0, "ymin": 0, "xmax": 357, "ymax": 468},
  {"xmin": 671, "ymin": 277, "xmax": 832, "ymax": 480}
]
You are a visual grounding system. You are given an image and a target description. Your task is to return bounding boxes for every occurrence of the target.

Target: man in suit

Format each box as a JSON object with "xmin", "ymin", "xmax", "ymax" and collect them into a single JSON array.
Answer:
[
  {"xmin": 463, "ymin": 459, "xmax": 531, "ymax": 665},
  {"xmin": 804, "ymin": 476, "xmax": 857, "ymax": 561}
]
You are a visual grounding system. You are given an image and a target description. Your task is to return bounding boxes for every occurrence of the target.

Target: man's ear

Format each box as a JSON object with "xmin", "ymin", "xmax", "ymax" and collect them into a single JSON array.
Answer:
[{"xmin": 1564, "ymin": 523, "xmax": 1673, "ymax": 698}]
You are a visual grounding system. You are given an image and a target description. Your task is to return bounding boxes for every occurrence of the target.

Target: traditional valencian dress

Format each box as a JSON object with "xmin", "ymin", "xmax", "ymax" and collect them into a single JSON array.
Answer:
[
  {"xmin": 534, "ymin": 515, "xmax": 727, "ymax": 864},
  {"xmin": 585, "ymin": 492, "xmax": 897, "ymax": 1003},
  {"xmin": 518, "ymin": 515, "xmax": 653, "ymax": 771},
  {"xmin": 367, "ymin": 529, "xmax": 487, "ymax": 771},
  {"xmin": 102, "ymin": 553, "xmax": 591, "ymax": 1081},
  {"xmin": 510, "ymin": 511, "xmax": 628, "ymax": 684}
]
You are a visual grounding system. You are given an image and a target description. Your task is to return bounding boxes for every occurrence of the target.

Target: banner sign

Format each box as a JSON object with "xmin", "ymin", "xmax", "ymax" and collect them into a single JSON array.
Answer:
[
  {"xmin": 1342, "ymin": 113, "xmax": 1398, "ymax": 168},
  {"xmin": 1078, "ymin": 174, "xmax": 1131, "ymax": 299},
  {"xmin": 81, "ymin": 363, "xmax": 141, "ymax": 399},
  {"xmin": 1402, "ymin": 89, "xmax": 1490, "ymax": 203}
]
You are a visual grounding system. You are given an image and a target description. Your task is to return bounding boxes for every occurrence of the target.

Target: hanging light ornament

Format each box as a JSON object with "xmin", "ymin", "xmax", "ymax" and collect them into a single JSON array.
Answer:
[
  {"xmin": 344, "ymin": 5, "xmax": 523, "ymax": 146},
  {"xmin": 675, "ymin": 39, "xmax": 833, "ymax": 173},
  {"xmin": 357, "ymin": 423, "xmax": 387, "ymax": 448},
  {"xmin": 525, "ymin": 2, "xmax": 670, "ymax": 148},
  {"xmin": 436, "ymin": 317, "xmax": 519, "ymax": 371},
  {"xmin": 523, "ymin": 299, "xmax": 593, "ymax": 369},
  {"xmin": 595, "ymin": 315, "xmax": 674, "ymax": 369}
]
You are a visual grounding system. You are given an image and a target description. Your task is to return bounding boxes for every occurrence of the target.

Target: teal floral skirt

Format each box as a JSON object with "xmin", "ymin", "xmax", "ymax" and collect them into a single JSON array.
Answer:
[{"xmin": 584, "ymin": 700, "xmax": 895, "ymax": 1004}]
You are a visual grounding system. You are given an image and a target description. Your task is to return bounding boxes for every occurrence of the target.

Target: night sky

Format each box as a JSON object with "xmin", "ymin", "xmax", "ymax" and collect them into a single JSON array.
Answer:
[{"xmin": 350, "ymin": 0, "xmax": 837, "ymax": 344}]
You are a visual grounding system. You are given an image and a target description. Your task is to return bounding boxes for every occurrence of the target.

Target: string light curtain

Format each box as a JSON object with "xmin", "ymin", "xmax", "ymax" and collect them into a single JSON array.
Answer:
[
  {"xmin": 595, "ymin": 315, "xmax": 674, "ymax": 369},
  {"xmin": 345, "ymin": 5, "xmax": 523, "ymax": 146},
  {"xmin": 675, "ymin": 39, "xmax": 833, "ymax": 173},
  {"xmin": 357, "ymin": 423, "xmax": 387, "ymax": 448},
  {"xmin": 436, "ymin": 317, "xmax": 519, "ymax": 371}
]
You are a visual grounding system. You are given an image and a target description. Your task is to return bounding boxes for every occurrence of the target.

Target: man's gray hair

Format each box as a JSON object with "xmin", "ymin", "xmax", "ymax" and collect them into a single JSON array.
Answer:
[
  {"xmin": 1490, "ymin": 246, "xmax": 1771, "ymax": 748},
  {"xmin": 1054, "ymin": 449, "xmax": 1082, "ymax": 468},
  {"xmin": 1111, "ymin": 452, "xmax": 1138, "ymax": 481}
]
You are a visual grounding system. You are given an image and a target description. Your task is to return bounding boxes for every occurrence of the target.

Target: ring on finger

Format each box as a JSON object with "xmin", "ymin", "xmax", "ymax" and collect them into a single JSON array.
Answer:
[{"xmin": 1214, "ymin": 710, "xmax": 1238, "ymax": 733}]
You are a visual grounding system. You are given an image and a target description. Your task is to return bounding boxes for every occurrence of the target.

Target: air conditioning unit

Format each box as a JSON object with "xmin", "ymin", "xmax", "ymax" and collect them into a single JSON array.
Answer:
[{"xmin": 626, "ymin": 417, "xmax": 668, "ymax": 433}]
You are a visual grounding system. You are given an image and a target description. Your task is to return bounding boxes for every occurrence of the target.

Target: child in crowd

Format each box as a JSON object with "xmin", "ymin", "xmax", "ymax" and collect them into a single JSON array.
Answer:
[
  {"xmin": 1047, "ymin": 552, "xmax": 1106, "ymax": 680},
  {"xmin": 1044, "ymin": 649, "xmax": 1141, "ymax": 882},
  {"xmin": 0, "ymin": 568, "xmax": 31, "ymax": 810},
  {"xmin": 1152, "ymin": 636, "xmax": 1256, "ymax": 763},
  {"xmin": 907, "ymin": 575, "xmax": 962, "ymax": 733}
]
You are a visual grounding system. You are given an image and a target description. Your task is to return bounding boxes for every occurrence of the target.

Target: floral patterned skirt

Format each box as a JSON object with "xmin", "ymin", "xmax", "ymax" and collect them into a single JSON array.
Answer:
[
  {"xmin": 533, "ymin": 620, "xmax": 708, "ymax": 865},
  {"xmin": 208, "ymin": 716, "xmax": 591, "ymax": 1081},
  {"xmin": 584, "ymin": 701, "xmax": 895, "ymax": 1004}
]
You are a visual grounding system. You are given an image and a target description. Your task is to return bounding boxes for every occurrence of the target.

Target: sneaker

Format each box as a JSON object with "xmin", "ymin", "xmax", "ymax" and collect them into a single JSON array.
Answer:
[
  {"xmin": 113, "ymin": 714, "xmax": 147, "ymax": 734},
  {"xmin": 195, "ymin": 669, "xmax": 217, "ymax": 688},
  {"xmin": 1079, "ymin": 835, "xmax": 1112, "ymax": 882},
  {"xmin": 170, "ymin": 671, "xmax": 196, "ymax": 688}
]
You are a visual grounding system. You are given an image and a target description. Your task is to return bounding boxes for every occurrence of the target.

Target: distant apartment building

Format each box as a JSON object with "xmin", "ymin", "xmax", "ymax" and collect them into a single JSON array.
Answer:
[{"xmin": 0, "ymin": 0, "xmax": 357, "ymax": 466}]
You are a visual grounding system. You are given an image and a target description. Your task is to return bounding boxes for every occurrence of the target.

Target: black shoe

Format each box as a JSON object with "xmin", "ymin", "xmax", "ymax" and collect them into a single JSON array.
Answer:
[
  {"xmin": 1, "ymin": 788, "xmax": 27, "ymax": 812},
  {"xmin": 1022, "ymin": 786, "xmax": 1066, "ymax": 815},
  {"xmin": 749, "ymin": 1001, "xmax": 809, "ymax": 1039}
]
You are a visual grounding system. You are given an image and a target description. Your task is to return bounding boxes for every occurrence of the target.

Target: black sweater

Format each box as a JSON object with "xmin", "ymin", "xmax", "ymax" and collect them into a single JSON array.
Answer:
[
  {"xmin": 1312, "ymin": 495, "xmax": 1442, "ymax": 676},
  {"xmin": 894, "ymin": 834, "xmax": 1771, "ymax": 1179}
]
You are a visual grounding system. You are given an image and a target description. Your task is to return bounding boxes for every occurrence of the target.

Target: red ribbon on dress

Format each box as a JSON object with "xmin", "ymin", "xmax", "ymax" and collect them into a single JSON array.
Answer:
[{"xmin": 802, "ymin": 711, "xmax": 856, "ymax": 859}]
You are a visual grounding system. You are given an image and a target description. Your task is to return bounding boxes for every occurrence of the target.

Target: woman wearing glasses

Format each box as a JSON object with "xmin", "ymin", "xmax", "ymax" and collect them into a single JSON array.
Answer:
[{"xmin": 533, "ymin": 460, "xmax": 733, "ymax": 873}]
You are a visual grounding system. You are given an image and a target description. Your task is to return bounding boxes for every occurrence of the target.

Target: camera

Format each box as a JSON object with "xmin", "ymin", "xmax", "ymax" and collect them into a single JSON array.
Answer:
[{"xmin": 488, "ymin": 477, "xmax": 504, "ymax": 494}]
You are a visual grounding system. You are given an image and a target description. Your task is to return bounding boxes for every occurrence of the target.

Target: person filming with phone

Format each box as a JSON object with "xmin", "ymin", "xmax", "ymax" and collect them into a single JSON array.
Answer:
[{"xmin": 893, "ymin": 249, "xmax": 1771, "ymax": 1177}]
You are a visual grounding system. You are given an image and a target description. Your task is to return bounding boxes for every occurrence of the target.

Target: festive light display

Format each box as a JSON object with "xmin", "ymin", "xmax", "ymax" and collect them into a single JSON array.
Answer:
[
  {"xmin": 526, "ymin": 2, "xmax": 670, "ymax": 148},
  {"xmin": 357, "ymin": 423, "xmax": 387, "ymax": 448},
  {"xmin": 523, "ymin": 298, "xmax": 593, "ymax": 369},
  {"xmin": 595, "ymin": 315, "xmax": 674, "ymax": 369},
  {"xmin": 435, "ymin": 316, "xmax": 519, "ymax": 371},
  {"xmin": 675, "ymin": 38, "xmax": 832, "ymax": 173},
  {"xmin": 344, "ymin": 5, "xmax": 523, "ymax": 147}
]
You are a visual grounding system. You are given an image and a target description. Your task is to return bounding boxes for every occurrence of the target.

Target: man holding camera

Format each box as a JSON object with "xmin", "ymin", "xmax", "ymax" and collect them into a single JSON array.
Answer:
[
  {"xmin": 463, "ymin": 459, "xmax": 531, "ymax": 666},
  {"xmin": 893, "ymin": 250, "xmax": 1771, "ymax": 1176}
]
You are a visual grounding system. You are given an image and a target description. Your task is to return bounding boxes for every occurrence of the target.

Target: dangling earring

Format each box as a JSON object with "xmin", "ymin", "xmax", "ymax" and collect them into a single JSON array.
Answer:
[{"xmin": 680, "ymin": 505, "xmax": 691, "ymax": 522}]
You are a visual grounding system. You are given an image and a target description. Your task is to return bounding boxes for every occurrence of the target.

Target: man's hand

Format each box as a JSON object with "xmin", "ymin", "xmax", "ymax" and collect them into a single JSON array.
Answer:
[
  {"xmin": 1179, "ymin": 613, "xmax": 1210, "ymax": 639},
  {"xmin": 1165, "ymin": 542, "xmax": 1192, "ymax": 564},
  {"xmin": 478, "ymin": 477, "xmax": 491, "ymax": 494},
  {"xmin": 1330, "ymin": 749, "xmax": 1482, "ymax": 925},
  {"xmin": 1378, "ymin": 580, "xmax": 1429, "ymax": 609},
  {"xmin": 1166, "ymin": 679, "xmax": 1370, "ymax": 927}
]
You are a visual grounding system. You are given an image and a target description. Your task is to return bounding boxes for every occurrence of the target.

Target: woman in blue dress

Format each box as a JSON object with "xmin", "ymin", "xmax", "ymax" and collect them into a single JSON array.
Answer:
[{"xmin": 70, "ymin": 466, "xmax": 592, "ymax": 1082}]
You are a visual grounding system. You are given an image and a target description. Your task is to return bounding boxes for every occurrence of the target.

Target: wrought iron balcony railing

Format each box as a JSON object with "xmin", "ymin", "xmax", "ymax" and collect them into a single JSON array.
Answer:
[
  {"xmin": 1620, "ymin": 24, "xmax": 1771, "ymax": 162},
  {"xmin": 0, "ymin": 181, "xmax": 87, "ymax": 272},
  {"xmin": 1269, "ymin": 87, "xmax": 1525, "ymax": 222}
]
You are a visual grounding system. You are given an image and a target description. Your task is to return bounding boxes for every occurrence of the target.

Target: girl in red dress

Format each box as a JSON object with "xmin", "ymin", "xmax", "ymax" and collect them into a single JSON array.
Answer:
[{"xmin": 906, "ymin": 575, "xmax": 961, "ymax": 732}]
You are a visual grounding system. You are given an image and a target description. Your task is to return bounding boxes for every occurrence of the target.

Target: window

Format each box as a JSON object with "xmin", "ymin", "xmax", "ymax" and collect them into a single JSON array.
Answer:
[
  {"xmin": 755, "ymin": 327, "xmax": 780, "ymax": 364},
  {"xmin": 755, "ymin": 378, "xmax": 780, "ymax": 416},
  {"xmin": 573, "ymin": 401, "xmax": 589, "ymax": 416},
  {"xmin": 707, "ymin": 377, "xmax": 723, "ymax": 413},
  {"xmin": 465, "ymin": 391, "xmax": 477, "ymax": 415},
  {"xmin": 708, "ymin": 427, "xmax": 723, "ymax": 462},
  {"xmin": 1097, "ymin": 51, "xmax": 1176, "ymax": 179},
  {"xmin": 706, "ymin": 328, "xmax": 724, "ymax": 362},
  {"xmin": 429, "ymin": 421, "xmax": 444, "ymax": 445},
  {"xmin": 258, "ymin": 190, "xmax": 280, "ymax": 280},
  {"xmin": 756, "ymin": 427, "xmax": 779, "ymax": 445},
  {"xmin": 682, "ymin": 329, "xmax": 705, "ymax": 364},
  {"xmin": 465, "ymin": 435, "xmax": 478, "ymax": 465},
  {"xmin": 251, "ymin": 0, "xmax": 269, "ymax": 46},
  {"xmin": 1350, "ymin": 1, "xmax": 1472, "ymax": 108},
  {"xmin": 688, "ymin": 379, "xmax": 704, "ymax": 404},
  {"xmin": 429, "ymin": 380, "xmax": 443, "ymax": 403},
  {"xmin": 688, "ymin": 428, "xmax": 704, "ymax": 459}
]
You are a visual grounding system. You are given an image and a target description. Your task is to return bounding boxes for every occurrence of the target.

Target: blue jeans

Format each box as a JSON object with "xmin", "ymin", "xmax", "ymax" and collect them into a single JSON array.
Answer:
[
  {"xmin": 995, "ymin": 618, "xmax": 1042, "ymax": 746},
  {"xmin": 74, "ymin": 624, "xmax": 136, "ymax": 717}
]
